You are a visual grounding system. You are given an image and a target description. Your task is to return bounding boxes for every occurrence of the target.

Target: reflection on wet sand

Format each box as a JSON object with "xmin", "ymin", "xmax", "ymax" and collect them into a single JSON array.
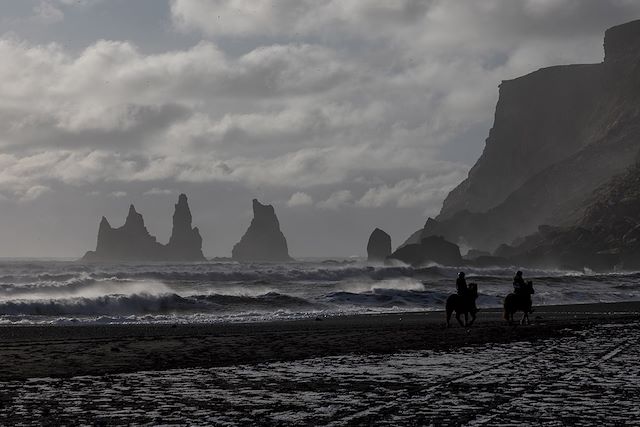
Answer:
[{"xmin": 0, "ymin": 322, "xmax": 638, "ymax": 425}]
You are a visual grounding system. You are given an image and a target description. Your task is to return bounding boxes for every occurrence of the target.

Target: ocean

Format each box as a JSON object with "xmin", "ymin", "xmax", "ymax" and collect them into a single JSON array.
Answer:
[{"xmin": 0, "ymin": 259, "xmax": 639, "ymax": 325}]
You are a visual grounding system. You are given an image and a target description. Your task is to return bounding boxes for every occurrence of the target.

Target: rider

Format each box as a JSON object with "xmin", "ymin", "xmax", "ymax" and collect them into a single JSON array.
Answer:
[
  {"xmin": 513, "ymin": 271, "xmax": 526, "ymax": 295},
  {"xmin": 457, "ymin": 272, "xmax": 477, "ymax": 314},
  {"xmin": 513, "ymin": 270, "xmax": 532, "ymax": 313},
  {"xmin": 456, "ymin": 271, "xmax": 468, "ymax": 296}
]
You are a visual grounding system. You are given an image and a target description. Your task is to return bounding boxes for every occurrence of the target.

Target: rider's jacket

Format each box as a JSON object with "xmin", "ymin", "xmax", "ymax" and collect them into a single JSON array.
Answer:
[
  {"xmin": 456, "ymin": 277, "xmax": 468, "ymax": 295},
  {"xmin": 513, "ymin": 275, "xmax": 526, "ymax": 294}
]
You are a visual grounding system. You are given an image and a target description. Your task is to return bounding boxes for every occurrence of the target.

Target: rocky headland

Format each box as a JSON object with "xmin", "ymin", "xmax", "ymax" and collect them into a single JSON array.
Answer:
[{"xmin": 399, "ymin": 19, "xmax": 640, "ymax": 271}]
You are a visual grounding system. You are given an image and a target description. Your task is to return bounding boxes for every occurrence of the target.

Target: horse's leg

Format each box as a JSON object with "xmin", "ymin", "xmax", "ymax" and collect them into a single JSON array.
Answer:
[
  {"xmin": 456, "ymin": 312, "xmax": 464, "ymax": 327},
  {"xmin": 464, "ymin": 312, "xmax": 469, "ymax": 327},
  {"xmin": 468, "ymin": 310, "xmax": 476, "ymax": 327},
  {"xmin": 446, "ymin": 308, "xmax": 452, "ymax": 327}
]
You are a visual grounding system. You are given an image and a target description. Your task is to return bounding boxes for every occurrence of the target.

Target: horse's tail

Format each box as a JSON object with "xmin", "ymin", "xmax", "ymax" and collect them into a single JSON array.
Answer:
[
  {"xmin": 445, "ymin": 295, "xmax": 454, "ymax": 314},
  {"xmin": 503, "ymin": 295, "xmax": 512, "ymax": 321}
]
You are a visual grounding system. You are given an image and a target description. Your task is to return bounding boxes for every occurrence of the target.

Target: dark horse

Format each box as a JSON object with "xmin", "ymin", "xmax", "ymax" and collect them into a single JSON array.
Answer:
[
  {"xmin": 446, "ymin": 283, "xmax": 478, "ymax": 327},
  {"xmin": 503, "ymin": 281, "xmax": 535, "ymax": 325}
]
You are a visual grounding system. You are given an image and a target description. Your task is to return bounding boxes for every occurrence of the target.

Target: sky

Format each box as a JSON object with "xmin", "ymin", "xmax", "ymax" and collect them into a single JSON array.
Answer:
[{"xmin": 0, "ymin": 0, "xmax": 639, "ymax": 258}]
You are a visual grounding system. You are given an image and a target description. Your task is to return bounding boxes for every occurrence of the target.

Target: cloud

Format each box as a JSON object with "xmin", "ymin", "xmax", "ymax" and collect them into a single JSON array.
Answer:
[
  {"xmin": 286, "ymin": 191, "xmax": 313, "ymax": 207},
  {"xmin": 108, "ymin": 191, "xmax": 127, "ymax": 198},
  {"xmin": 32, "ymin": 2, "xmax": 64, "ymax": 24},
  {"xmin": 169, "ymin": 0, "xmax": 431, "ymax": 39},
  {"xmin": 57, "ymin": 0, "xmax": 102, "ymax": 6},
  {"xmin": 20, "ymin": 185, "xmax": 51, "ymax": 202},
  {"xmin": 0, "ymin": 0, "xmax": 638, "ymax": 223},
  {"xmin": 356, "ymin": 168, "xmax": 467, "ymax": 213},
  {"xmin": 144, "ymin": 188, "xmax": 173, "ymax": 195},
  {"xmin": 317, "ymin": 190, "xmax": 353, "ymax": 210}
]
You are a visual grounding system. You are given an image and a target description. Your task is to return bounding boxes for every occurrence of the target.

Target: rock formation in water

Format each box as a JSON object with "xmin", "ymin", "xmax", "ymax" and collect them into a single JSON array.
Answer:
[
  {"xmin": 82, "ymin": 194, "xmax": 205, "ymax": 262},
  {"xmin": 82, "ymin": 205, "xmax": 165, "ymax": 262},
  {"xmin": 232, "ymin": 199, "xmax": 292, "ymax": 262},
  {"xmin": 367, "ymin": 228, "xmax": 392, "ymax": 263},
  {"xmin": 388, "ymin": 235, "xmax": 462, "ymax": 267},
  {"xmin": 165, "ymin": 194, "xmax": 206, "ymax": 261},
  {"xmin": 463, "ymin": 249, "xmax": 491, "ymax": 260},
  {"xmin": 403, "ymin": 20, "xmax": 640, "ymax": 254}
]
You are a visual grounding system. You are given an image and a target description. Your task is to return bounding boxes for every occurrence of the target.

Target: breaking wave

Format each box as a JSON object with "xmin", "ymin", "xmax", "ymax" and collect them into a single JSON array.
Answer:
[
  {"xmin": 0, "ymin": 259, "xmax": 639, "ymax": 324},
  {"xmin": 0, "ymin": 292, "xmax": 318, "ymax": 317}
]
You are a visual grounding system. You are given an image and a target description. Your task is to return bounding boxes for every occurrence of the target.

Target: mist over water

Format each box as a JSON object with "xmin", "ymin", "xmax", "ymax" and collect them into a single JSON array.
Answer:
[{"xmin": 0, "ymin": 260, "xmax": 639, "ymax": 325}]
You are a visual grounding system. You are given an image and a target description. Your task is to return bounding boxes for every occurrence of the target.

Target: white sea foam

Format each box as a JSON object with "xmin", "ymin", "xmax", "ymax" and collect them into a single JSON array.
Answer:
[{"xmin": 0, "ymin": 259, "xmax": 638, "ymax": 324}]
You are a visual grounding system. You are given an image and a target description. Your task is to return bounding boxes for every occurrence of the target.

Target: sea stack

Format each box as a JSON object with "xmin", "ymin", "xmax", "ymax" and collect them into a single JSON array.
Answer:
[
  {"xmin": 165, "ymin": 194, "xmax": 206, "ymax": 261},
  {"xmin": 388, "ymin": 235, "xmax": 462, "ymax": 267},
  {"xmin": 232, "ymin": 199, "xmax": 292, "ymax": 262},
  {"xmin": 367, "ymin": 228, "xmax": 391, "ymax": 263},
  {"xmin": 83, "ymin": 205, "xmax": 165, "ymax": 262},
  {"xmin": 82, "ymin": 194, "xmax": 206, "ymax": 262}
]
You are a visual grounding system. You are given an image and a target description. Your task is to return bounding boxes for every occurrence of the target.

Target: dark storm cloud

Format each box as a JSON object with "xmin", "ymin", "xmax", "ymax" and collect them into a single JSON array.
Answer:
[{"xmin": 0, "ymin": 0, "xmax": 638, "ymax": 256}]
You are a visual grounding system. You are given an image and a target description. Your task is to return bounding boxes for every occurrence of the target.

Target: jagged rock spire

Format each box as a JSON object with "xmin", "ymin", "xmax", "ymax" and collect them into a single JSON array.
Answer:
[
  {"xmin": 82, "ymin": 194, "xmax": 205, "ymax": 262},
  {"xmin": 166, "ymin": 193, "xmax": 205, "ymax": 261},
  {"xmin": 231, "ymin": 199, "xmax": 292, "ymax": 262}
]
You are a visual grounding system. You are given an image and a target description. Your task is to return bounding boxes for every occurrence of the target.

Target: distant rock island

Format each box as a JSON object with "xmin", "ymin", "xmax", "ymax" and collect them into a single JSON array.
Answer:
[
  {"xmin": 367, "ymin": 228, "xmax": 391, "ymax": 263},
  {"xmin": 232, "ymin": 199, "xmax": 292, "ymax": 262},
  {"xmin": 82, "ymin": 194, "xmax": 205, "ymax": 262},
  {"xmin": 400, "ymin": 19, "xmax": 640, "ymax": 271},
  {"xmin": 389, "ymin": 235, "xmax": 462, "ymax": 267},
  {"xmin": 166, "ymin": 194, "xmax": 205, "ymax": 261}
]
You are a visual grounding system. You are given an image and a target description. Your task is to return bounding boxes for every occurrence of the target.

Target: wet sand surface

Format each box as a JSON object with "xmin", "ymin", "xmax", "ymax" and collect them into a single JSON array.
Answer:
[
  {"xmin": 0, "ymin": 302, "xmax": 638, "ymax": 381},
  {"xmin": 0, "ymin": 302, "xmax": 638, "ymax": 425}
]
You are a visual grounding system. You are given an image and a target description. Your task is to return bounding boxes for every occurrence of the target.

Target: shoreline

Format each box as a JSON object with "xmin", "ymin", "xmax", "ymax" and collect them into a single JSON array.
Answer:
[{"xmin": 0, "ymin": 301, "xmax": 638, "ymax": 381}]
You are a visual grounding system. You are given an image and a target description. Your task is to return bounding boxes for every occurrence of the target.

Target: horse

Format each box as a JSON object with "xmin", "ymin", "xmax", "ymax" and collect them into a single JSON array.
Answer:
[
  {"xmin": 446, "ymin": 282, "xmax": 478, "ymax": 327},
  {"xmin": 503, "ymin": 281, "xmax": 535, "ymax": 325}
]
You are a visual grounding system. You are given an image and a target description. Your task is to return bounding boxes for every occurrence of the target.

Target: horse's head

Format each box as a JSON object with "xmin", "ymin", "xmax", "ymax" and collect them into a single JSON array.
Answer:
[
  {"xmin": 527, "ymin": 280, "xmax": 534, "ymax": 294},
  {"xmin": 468, "ymin": 282, "xmax": 478, "ymax": 299}
]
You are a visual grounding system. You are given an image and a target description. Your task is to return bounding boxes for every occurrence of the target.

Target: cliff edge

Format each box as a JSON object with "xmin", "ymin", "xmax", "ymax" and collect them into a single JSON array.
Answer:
[{"xmin": 406, "ymin": 19, "xmax": 640, "ymax": 253}]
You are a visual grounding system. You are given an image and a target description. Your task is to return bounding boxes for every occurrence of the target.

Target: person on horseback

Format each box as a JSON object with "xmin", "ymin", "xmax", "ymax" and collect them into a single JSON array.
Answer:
[
  {"xmin": 447, "ymin": 273, "xmax": 478, "ymax": 327},
  {"xmin": 456, "ymin": 271, "xmax": 468, "ymax": 296},
  {"xmin": 456, "ymin": 271, "xmax": 476, "ymax": 314},
  {"xmin": 513, "ymin": 270, "xmax": 532, "ymax": 313},
  {"xmin": 513, "ymin": 271, "xmax": 526, "ymax": 294}
]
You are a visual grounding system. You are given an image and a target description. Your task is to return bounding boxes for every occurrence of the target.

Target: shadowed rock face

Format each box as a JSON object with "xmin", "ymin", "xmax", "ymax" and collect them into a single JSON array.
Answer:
[
  {"xmin": 388, "ymin": 235, "xmax": 462, "ymax": 267},
  {"xmin": 505, "ymin": 161, "xmax": 640, "ymax": 270},
  {"xmin": 232, "ymin": 199, "xmax": 292, "ymax": 262},
  {"xmin": 404, "ymin": 20, "xmax": 640, "ymax": 253},
  {"xmin": 367, "ymin": 228, "xmax": 391, "ymax": 263},
  {"xmin": 82, "ymin": 194, "xmax": 205, "ymax": 262},
  {"xmin": 166, "ymin": 194, "xmax": 205, "ymax": 261}
]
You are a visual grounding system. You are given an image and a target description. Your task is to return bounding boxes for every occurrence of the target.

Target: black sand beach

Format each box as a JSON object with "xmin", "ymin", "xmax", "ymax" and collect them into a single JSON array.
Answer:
[{"xmin": 0, "ymin": 301, "xmax": 638, "ymax": 381}]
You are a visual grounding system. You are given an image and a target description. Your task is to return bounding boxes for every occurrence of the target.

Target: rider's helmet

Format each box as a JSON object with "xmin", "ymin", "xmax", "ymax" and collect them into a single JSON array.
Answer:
[
  {"xmin": 516, "ymin": 270, "xmax": 523, "ymax": 277},
  {"xmin": 458, "ymin": 271, "xmax": 465, "ymax": 278}
]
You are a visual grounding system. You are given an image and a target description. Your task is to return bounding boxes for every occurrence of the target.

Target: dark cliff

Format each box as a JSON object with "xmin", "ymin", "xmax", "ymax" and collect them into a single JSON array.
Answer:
[
  {"xmin": 232, "ymin": 199, "xmax": 292, "ymax": 262},
  {"xmin": 82, "ymin": 194, "xmax": 205, "ymax": 262},
  {"xmin": 407, "ymin": 19, "xmax": 640, "ymax": 253},
  {"xmin": 506, "ymin": 160, "xmax": 640, "ymax": 270}
]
